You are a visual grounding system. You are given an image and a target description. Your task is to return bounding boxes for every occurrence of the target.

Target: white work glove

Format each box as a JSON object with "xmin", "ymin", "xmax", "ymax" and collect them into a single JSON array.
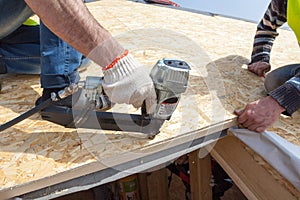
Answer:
[{"xmin": 102, "ymin": 50, "xmax": 157, "ymax": 114}]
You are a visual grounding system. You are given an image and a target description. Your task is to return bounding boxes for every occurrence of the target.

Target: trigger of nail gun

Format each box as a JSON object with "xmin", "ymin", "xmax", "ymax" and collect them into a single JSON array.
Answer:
[{"xmin": 80, "ymin": 76, "xmax": 113, "ymax": 111}]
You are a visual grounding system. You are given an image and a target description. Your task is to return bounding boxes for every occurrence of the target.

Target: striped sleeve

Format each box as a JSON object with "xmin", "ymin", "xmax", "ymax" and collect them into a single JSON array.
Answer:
[
  {"xmin": 250, "ymin": 0, "xmax": 288, "ymax": 64},
  {"xmin": 269, "ymin": 71, "xmax": 300, "ymax": 115}
]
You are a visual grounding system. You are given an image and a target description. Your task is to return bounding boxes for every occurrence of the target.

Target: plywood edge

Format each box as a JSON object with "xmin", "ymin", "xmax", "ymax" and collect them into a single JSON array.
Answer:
[{"xmin": 0, "ymin": 119, "xmax": 236, "ymax": 199}]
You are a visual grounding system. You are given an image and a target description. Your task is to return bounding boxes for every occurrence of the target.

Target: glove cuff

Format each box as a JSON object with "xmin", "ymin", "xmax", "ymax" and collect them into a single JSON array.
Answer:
[
  {"xmin": 103, "ymin": 50, "xmax": 140, "ymax": 84},
  {"xmin": 103, "ymin": 49, "xmax": 129, "ymax": 71}
]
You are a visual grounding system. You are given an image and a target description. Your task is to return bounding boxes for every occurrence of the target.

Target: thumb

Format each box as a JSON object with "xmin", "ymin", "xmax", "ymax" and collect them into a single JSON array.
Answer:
[
  {"xmin": 145, "ymin": 89, "xmax": 157, "ymax": 114},
  {"xmin": 234, "ymin": 108, "xmax": 244, "ymax": 116}
]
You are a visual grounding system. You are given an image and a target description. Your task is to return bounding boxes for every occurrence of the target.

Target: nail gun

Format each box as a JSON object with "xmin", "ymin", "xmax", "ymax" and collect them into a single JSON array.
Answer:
[{"xmin": 0, "ymin": 59, "xmax": 190, "ymax": 139}]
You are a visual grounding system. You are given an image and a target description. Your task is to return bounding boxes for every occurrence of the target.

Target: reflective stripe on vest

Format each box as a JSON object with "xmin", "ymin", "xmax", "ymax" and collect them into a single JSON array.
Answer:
[
  {"xmin": 23, "ymin": 18, "xmax": 38, "ymax": 26},
  {"xmin": 287, "ymin": 0, "xmax": 300, "ymax": 43}
]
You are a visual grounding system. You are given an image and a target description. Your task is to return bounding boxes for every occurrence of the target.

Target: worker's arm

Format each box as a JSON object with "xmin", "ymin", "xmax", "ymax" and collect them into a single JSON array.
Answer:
[
  {"xmin": 237, "ymin": 0, "xmax": 300, "ymax": 132},
  {"xmin": 24, "ymin": 0, "xmax": 156, "ymax": 113},
  {"xmin": 248, "ymin": 0, "xmax": 287, "ymax": 76},
  {"xmin": 24, "ymin": 0, "xmax": 124, "ymax": 67}
]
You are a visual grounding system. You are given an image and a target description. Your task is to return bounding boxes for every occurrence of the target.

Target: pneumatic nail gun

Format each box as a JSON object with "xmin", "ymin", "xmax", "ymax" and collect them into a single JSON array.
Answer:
[{"xmin": 0, "ymin": 59, "xmax": 190, "ymax": 138}]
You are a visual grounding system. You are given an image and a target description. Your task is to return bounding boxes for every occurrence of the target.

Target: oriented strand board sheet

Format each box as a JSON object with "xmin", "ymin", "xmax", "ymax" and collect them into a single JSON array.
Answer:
[{"xmin": 0, "ymin": 0, "xmax": 299, "ymax": 197}]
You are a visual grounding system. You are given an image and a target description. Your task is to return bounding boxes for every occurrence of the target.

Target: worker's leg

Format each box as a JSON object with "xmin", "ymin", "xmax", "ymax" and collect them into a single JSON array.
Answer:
[
  {"xmin": 0, "ymin": 25, "xmax": 40, "ymax": 74},
  {"xmin": 39, "ymin": 20, "xmax": 82, "ymax": 100},
  {"xmin": 264, "ymin": 64, "xmax": 300, "ymax": 92},
  {"xmin": 0, "ymin": 0, "xmax": 33, "ymax": 39},
  {"xmin": 0, "ymin": 23, "xmax": 90, "ymax": 75}
]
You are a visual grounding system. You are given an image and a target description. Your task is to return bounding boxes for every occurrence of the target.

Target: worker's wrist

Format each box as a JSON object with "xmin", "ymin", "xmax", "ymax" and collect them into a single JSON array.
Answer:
[
  {"xmin": 250, "ymin": 55, "xmax": 270, "ymax": 65},
  {"xmin": 102, "ymin": 51, "xmax": 140, "ymax": 84},
  {"xmin": 88, "ymin": 37, "xmax": 125, "ymax": 67},
  {"xmin": 268, "ymin": 83, "xmax": 300, "ymax": 115},
  {"xmin": 265, "ymin": 96, "xmax": 285, "ymax": 113},
  {"xmin": 103, "ymin": 49, "xmax": 129, "ymax": 71}
]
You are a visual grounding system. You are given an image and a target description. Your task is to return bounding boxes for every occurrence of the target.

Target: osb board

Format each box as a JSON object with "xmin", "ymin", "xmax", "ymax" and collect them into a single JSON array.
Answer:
[{"xmin": 0, "ymin": 0, "xmax": 299, "ymax": 197}]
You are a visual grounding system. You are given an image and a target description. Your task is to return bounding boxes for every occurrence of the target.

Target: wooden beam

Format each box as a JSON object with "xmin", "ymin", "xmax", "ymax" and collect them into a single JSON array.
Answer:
[
  {"xmin": 138, "ymin": 173, "xmax": 149, "ymax": 200},
  {"xmin": 147, "ymin": 168, "xmax": 169, "ymax": 200},
  {"xmin": 189, "ymin": 149, "xmax": 212, "ymax": 200},
  {"xmin": 208, "ymin": 135, "xmax": 300, "ymax": 200}
]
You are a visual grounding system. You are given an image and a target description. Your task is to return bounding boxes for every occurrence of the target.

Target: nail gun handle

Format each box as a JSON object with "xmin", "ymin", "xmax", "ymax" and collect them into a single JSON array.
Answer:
[{"xmin": 141, "ymin": 101, "xmax": 147, "ymax": 116}]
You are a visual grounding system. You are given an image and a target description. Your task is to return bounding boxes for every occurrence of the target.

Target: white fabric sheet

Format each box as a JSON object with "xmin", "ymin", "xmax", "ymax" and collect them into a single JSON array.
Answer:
[{"xmin": 229, "ymin": 127, "xmax": 300, "ymax": 191}]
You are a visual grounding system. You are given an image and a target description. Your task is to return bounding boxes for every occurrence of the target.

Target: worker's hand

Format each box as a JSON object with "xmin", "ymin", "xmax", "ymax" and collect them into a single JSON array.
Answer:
[
  {"xmin": 102, "ymin": 50, "xmax": 157, "ymax": 114},
  {"xmin": 234, "ymin": 96, "xmax": 285, "ymax": 132},
  {"xmin": 248, "ymin": 61, "xmax": 271, "ymax": 77}
]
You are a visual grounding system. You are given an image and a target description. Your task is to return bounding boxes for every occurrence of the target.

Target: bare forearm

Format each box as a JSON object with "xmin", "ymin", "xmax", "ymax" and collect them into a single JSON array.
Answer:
[{"xmin": 24, "ymin": 0, "xmax": 124, "ymax": 67}]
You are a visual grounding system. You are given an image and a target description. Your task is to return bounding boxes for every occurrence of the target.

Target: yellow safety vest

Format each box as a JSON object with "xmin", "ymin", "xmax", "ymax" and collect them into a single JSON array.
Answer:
[
  {"xmin": 287, "ymin": 0, "xmax": 300, "ymax": 43},
  {"xmin": 23, "ymin": 18, "xmax": 38, "ymax": 26}
]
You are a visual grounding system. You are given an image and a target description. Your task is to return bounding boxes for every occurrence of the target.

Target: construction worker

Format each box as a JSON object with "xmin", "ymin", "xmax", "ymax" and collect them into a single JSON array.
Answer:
[
  {"xmin": 1, "ymin": 0, "xmax": 156, "ymax": 113},
  {"xmin": 235, "ymin": 0, "xmax": 300, "ymax": 132}
]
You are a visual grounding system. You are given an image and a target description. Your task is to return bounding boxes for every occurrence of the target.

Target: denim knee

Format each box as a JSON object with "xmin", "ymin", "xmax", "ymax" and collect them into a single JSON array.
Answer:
[
  {"xmin": 0, "ymin": 25, "xmax": 41, "ymax": 75},
  {"xmin": 264, "ymin": 64, "xmax": 300, "ymax": 92},
  {"xmin": 0, "ymin": 0, "xmax": 33, "ymax": 39},
  {"xmin": 0, "ymin": 55, "xmax": 7, "ymax": 74}
]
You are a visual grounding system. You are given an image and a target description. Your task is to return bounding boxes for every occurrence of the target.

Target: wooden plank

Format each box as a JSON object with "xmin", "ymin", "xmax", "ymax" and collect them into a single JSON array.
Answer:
[
  {"xmin": 189, "ymin": 149, "xmax": 212, "ymax": 200},
  {"xmin": 138, "ymin": 173, "xmax": 149, "ymax": 200},
  {"xmin": 146, "ymin": 168, "xmax": 169, "ymax": 200},
  {"xmin": 17, "ymin": 131, "xmax": 225, "ymax": 199},
  {"xmin": 0, "ymin": 123, "xmax": 231, "ymax": 199},
  {"xmin": 208, "ymin": 136, "xmax": 300, "ymax": 200},
  {"xmin": 153, "ymin": 168, "xmax": 169, "ymax": 200}
]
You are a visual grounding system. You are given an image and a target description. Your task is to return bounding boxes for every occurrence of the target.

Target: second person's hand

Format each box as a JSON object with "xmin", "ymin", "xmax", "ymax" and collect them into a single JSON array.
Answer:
[
  {"xmin": 234, "ymin": 96, "xmax": 285, "ymax": 132},
  {"xmin": 248, "ymin": 61, "xmax": 271, "ymax": 77}
]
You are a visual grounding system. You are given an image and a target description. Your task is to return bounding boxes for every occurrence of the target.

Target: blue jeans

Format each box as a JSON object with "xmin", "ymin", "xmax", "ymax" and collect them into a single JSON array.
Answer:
[
  {"xmin": 0, "ymin": 0, "xmax": 82, "ymax": 89},
  {"xmin": 39, "ymin": 22, "xmax": 81, "ymax": 89},
  {"xmin": 0, "ymin": 25, "xmax": 40, "ymax": 74},
  {"xmin": 264, "ymin": 64, "xmax": 300, "ymax": 92}
]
